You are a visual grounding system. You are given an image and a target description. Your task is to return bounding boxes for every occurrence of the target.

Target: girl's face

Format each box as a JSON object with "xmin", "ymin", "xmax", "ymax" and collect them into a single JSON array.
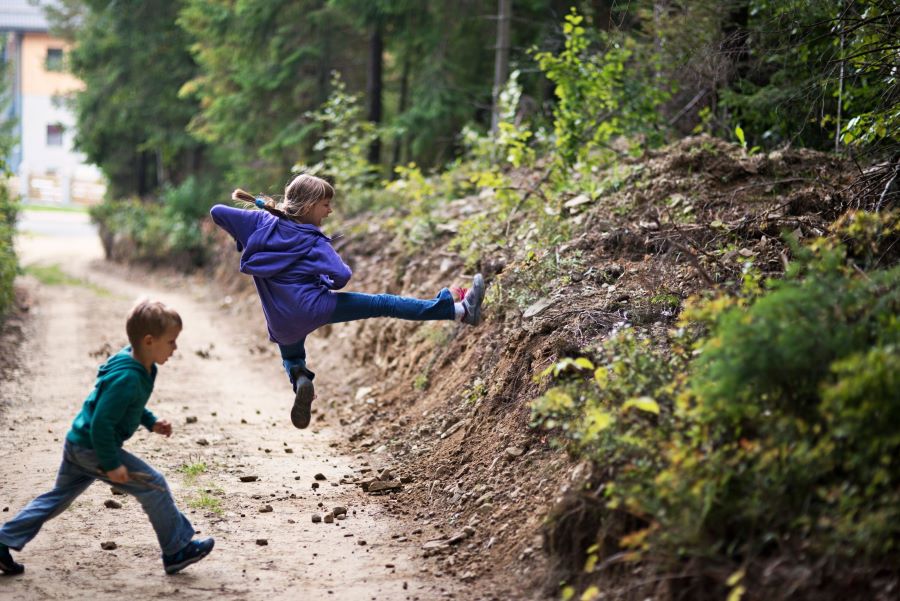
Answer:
[{"xmin": 306, "ymin": 197, "xmax": 333, "ymax": 227}]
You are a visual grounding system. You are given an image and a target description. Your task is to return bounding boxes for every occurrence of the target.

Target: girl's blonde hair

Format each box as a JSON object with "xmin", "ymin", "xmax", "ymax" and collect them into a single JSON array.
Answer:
[{"xmin": 232, "ymin": 174, "xmax": 334, "ymax": 221}]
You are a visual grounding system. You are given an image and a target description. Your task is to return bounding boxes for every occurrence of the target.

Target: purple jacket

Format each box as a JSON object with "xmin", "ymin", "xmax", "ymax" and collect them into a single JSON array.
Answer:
[{"xmin": 210, "ymin": 204, "xmax": 352, "ymax": 344}]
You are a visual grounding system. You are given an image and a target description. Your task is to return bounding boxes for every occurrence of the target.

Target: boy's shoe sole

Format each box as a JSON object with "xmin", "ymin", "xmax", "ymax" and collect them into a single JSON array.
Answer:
[
  {"xmin": 164, "ymin": 538, "xmax": 215, "ymax": 575},
  {"xmin": 291, "ymin": 376, "xmax": 314, "ymax": 429}
]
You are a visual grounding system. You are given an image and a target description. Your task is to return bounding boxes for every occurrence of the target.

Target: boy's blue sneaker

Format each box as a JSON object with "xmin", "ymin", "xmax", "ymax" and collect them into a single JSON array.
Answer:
[
  {"xmin": 162, "ymin": 537, "xmax": 214, "ymax": 575},
  {"xmin": 0, "ymin": 543, "xmax": 24, "ymax": 575}
]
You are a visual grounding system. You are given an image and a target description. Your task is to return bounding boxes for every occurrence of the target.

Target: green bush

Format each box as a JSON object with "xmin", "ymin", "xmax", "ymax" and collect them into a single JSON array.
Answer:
[
  {"xmin": 533, "ymin": 210, "xmax": 900, "ymax": 593},
  {"xmin": 0, "ymin": 167, "xmax": 18, "ymax": 318},
  {"xmin": 90, "ymin": 176, "xmax": 225, "ymax": 270}
]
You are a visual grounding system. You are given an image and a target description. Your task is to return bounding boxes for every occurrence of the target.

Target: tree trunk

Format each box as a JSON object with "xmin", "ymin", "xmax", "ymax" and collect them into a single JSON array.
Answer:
[
  {"xmin": 366, "ymin": 21, "xmax": 383, "ymax": 166},
  {"xmin": 392, "ymin": 52, "xmax": 411, "ymax": 175},
  {"xmin": 490, "ymin": 0, "xmax": 511, "ymax": 135}
]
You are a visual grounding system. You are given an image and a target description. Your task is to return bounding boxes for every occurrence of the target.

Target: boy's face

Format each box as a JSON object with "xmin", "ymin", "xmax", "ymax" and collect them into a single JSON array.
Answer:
[
  {"xmin": 144, "ymin": 325, "xmax": 181, "ymax": 365},
  {"xmin": 307, "ymin": 197, "xmax": 333, "ymax": 227}
]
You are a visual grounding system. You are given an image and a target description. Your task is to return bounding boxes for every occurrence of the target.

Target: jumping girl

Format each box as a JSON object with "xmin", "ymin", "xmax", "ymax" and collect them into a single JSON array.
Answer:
[{"xmin": 210, "ymin": 174, "xmax": 485, "ymax": 429}]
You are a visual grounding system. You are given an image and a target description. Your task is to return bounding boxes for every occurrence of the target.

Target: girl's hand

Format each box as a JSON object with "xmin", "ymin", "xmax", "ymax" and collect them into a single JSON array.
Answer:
[
  {"xmin": 152, "ymin": 420, "xmax": 172, "ymax": 437},
  {"xmin": 106, "ymin": 465, "xmax": 129, "ymax": 484}
]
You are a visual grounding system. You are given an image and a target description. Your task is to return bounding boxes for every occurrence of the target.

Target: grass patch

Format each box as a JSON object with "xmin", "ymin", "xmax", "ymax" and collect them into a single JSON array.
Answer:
[
  {"xmin": 21, "ymin": 203, "xmax": 89, "ymax": 214},
  {"xmin": 25, "ymin": 263, "xmax": 111, "ymax": 296},
  {"xmin": 187, "ymin": 491, "xmax": 223, "ymax": 515},
  {"xmin": 178, "ymin": 461, "xmax": 208, "ymax": 483}
]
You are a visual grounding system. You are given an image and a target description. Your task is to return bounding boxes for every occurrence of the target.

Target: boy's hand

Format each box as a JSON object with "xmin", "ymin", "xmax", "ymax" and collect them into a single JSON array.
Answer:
[
  {"xmin": 106, "ymin": 465, "xmax": 129, "ymax": 484},
  {"xmin": 152, "ymin": 420, "xmax": 172, "ymax": 437}
]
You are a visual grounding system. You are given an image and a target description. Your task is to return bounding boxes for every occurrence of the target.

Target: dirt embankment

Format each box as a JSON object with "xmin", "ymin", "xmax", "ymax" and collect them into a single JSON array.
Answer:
[{"xmin": 200, "ymin": 136, "xmax": 855, "ymax": 599}]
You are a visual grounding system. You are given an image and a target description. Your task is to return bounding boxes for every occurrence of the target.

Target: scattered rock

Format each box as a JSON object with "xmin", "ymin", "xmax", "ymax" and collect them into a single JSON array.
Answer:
[
  {"xmin": 103, "ymin": 499, "xmax": 122, "ymax": 509},
  {"xmin": 312, "ymin": 482, "xmax": 320, "ymax": 490},
  {"xmin": 185, "ymin": 416, "xmax": 198, "ymax": 424},
  {"xmin": 239, "ymin": 475, "xmax": 259, "ymax": 482},
  {"xmin": 314, "ymin": 473, "xmax": 327, "ymax": 480},
  {"xmin": 523, "ymin": 298, "xmax": 553, "ymax": 319},
  {"xmin": 196, "ymin": 438, "xmax": 209, "ymax": 446},
  {"xmin": 504, "ymin": 446, "xmax": 525, "ymax": 459},
  {"xmin": 259, "ymin": 505, "xmax": 273, "ymax": 513},
  {"xmin": 312, "ymin": 514, "xmax": 322, "ymax": 523},
  {"xmin": 324, "ymin": 513, "xmax": 334, "ymax": 524},
  {"xmin": 256, "ymin": 539, "xmax": 268, "ymax": 546},
  {"xmin": 358, "ymin": 540, "xmax": 367, "ymax": 546},
  {"xmin": 367, "ymin": 480, "xmax": 403, "ymax": 494},
  {"xmin": 399, "ymin": 475, "xmax": 414, "ymax": 484},
  {"xmin": 284, "ymin": 448, "xmax": 293, "ymax": 453},
  {"xmin": 100, "ymin": 541, "xmax": 117, "ymax": 550},
  {"xmin": 332, "ymin": 506, "xmax": 348, "ymax": 517}
]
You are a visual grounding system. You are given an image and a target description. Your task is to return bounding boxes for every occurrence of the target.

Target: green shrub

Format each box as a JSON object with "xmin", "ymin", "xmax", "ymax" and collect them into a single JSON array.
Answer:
[
  {"xmin": 0, "ymin": 166, "xmax": 18, "ymax": 318},
  {"xmin": 533, "ymin": 211, "xmax": 900, "ymax": 589},
  {"xmin": 90, "ymin": 175, "xmax": 225, "ymax": 270}
]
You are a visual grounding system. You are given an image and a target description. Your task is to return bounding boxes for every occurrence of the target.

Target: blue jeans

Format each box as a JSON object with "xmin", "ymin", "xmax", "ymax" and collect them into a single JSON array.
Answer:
[
  {"xmin": 0, "ymin": 440, "xmax": 195, "ymax": 556},
  {"xmin": 279, "ymin": 288, "xmax": 455, "ymax": 385}
]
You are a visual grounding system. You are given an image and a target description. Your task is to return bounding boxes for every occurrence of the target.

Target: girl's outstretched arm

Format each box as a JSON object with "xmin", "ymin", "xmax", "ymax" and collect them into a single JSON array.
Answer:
[{"xmin": 210, "ymin": 204, "xmax": 262, "ymax": 251}]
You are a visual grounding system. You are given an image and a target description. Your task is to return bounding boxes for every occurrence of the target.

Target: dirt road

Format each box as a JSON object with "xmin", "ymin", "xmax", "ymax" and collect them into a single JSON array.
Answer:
[{"xmin": 0, "ymin": 210, "xmax": 455, "ymax": 600}]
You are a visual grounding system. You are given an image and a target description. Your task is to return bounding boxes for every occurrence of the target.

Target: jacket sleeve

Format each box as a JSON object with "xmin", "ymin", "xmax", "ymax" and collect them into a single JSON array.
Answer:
[
  {"xmin": 316, "ymin": 238, "xmax": 352, "ymax": 289},
  {"xmin": 140, "ymin": 408, "xmax": 158, "ymax": 431},
  {"xmin": 90, "ymin": 374, "xmax": 135, "ymax": 472},
  {"xmin": 210, "ymin": 204, "xmax": 260, "ymax": 252}
]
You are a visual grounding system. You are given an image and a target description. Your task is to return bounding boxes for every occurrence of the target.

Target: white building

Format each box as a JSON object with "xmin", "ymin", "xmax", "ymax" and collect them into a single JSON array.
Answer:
[{"xmin": 0, "ymin": 0, "xmax": 104, "ymax": 205}]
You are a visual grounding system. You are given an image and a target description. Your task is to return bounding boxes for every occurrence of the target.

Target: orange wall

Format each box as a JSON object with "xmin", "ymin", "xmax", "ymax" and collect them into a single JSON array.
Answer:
[{"xmin": 21, "ymin": 32, "xmax": 83, "ymax": 95}]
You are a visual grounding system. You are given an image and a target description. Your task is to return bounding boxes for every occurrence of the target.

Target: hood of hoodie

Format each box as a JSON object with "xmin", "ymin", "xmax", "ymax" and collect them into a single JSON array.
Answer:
[
  {"xmin": 240, "ymin": 217, "xmax": 329, "ymax": 278},
  {"xmin": 97, "ymin": 347, "xmax": 154, "ymax": 387}
]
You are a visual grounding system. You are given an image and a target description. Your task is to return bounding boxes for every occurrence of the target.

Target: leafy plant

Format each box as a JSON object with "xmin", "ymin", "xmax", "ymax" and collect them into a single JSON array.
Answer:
[{"xmin": 535, "ymin": 211, "xmax": 900, "ymax": 592}]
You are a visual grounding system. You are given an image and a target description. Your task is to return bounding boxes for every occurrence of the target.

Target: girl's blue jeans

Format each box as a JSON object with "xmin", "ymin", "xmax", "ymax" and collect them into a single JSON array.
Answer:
[
  {"xmin": 279, "ymin": 288, "xmax": 455, "ymax": 385},
  {"xmin": 0, "ymin": 440, "xmax": 195, "ymax": 556}
]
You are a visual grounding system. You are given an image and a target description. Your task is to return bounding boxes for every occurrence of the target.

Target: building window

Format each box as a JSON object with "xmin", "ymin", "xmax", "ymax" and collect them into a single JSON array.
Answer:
[
  {"xmin": 46, "ymin": 124, "xmax": 64, "ymax": 147},
  {"xmin": 46, "ymin": 48, "xmax": 64, "ymax": 72}
]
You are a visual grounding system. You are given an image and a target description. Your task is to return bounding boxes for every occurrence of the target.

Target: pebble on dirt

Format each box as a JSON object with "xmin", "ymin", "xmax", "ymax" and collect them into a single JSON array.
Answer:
[
  {"xmin": 259, "ymin": 504, "xmax": 273, "ymax": 513},
  {"xmin": 186, "ymin": 416, "xmax": 198, "ymax": 424},
  {"xmin": 239, "ymin": 475, "xmax": 259, "ymax": 482},
  {"xmin": 324, "ymin": 513, "xmax": 334, "ymax": 524},
  {"xmin": 100, "ymin": 541, "xmax": 117, "ymax": 550},
  {"xmin": 103, "ymin": 499, "xmax": 122, "ymax": 509},
  {"xmin": 314, "ymin": 473, "xmax": 327, "ymax": 480},
  {"xmin": 256, "ymin": 539, "xmax": 268, "ymax": 546},
  {"xmin": 312, "ymin": 514, "xmax": 322, "ymax": 523},
  {"xmin": 332, "ymin": 506, "xmax": 347, "ymax": 516}
]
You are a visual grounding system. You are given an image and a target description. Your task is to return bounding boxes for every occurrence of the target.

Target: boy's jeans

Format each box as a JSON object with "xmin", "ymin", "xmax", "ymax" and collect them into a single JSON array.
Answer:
[
  {"xmin": 279, "ymin": 288, "xmax": 455, "ymax": 385},
  {"xmin": 0, "ymin": 440, "xmax": 195, "ymax": 556}
]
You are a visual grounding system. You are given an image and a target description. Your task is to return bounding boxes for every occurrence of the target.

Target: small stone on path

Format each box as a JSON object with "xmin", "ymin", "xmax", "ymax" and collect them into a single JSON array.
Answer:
[{"xmin": 104, "ymin": 499, "xmax": 122, "ymax": 509}]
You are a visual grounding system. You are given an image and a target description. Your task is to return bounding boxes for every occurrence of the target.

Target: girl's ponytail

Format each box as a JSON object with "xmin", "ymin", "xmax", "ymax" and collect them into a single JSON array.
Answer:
[{"xmin": 231, "ymin": 188, "xmax": 291, "ymax": 220}]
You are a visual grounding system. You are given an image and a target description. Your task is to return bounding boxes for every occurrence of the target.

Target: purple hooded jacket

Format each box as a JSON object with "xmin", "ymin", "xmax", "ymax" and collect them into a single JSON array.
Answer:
[{"xmin": 210, "ymin": 204, "xmax": 352, "ymax": 345}]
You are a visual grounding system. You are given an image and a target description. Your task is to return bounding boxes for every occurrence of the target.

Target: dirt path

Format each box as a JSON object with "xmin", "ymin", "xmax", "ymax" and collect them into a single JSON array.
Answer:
[{"xmin": 0, "ymin": 211, "xmax": 457, "ymax": 600}]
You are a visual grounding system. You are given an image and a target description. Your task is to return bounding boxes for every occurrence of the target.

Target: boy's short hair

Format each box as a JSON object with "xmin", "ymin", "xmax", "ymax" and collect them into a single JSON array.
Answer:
[{"xmin": 126, "ymin": 300, "xmax": 182, "ymax": 346}]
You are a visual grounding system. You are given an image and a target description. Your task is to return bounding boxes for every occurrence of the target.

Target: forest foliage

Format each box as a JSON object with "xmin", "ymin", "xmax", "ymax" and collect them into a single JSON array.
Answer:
[{"xmin": 33, "ymin": 1, "xmax": 900, "ymax": 596}]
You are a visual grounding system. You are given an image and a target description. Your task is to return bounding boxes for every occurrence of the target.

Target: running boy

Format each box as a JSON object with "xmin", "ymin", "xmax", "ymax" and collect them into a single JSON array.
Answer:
[{"xmin": 0, "ymin": 300, "xmax": 214, "ymax": 576}]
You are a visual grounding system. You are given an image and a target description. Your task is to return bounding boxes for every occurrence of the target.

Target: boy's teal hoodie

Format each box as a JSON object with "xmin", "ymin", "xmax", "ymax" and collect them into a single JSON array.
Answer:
[{"xmin": 66, "ymin": 347, "xmax": 158, "ymax": 471}]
